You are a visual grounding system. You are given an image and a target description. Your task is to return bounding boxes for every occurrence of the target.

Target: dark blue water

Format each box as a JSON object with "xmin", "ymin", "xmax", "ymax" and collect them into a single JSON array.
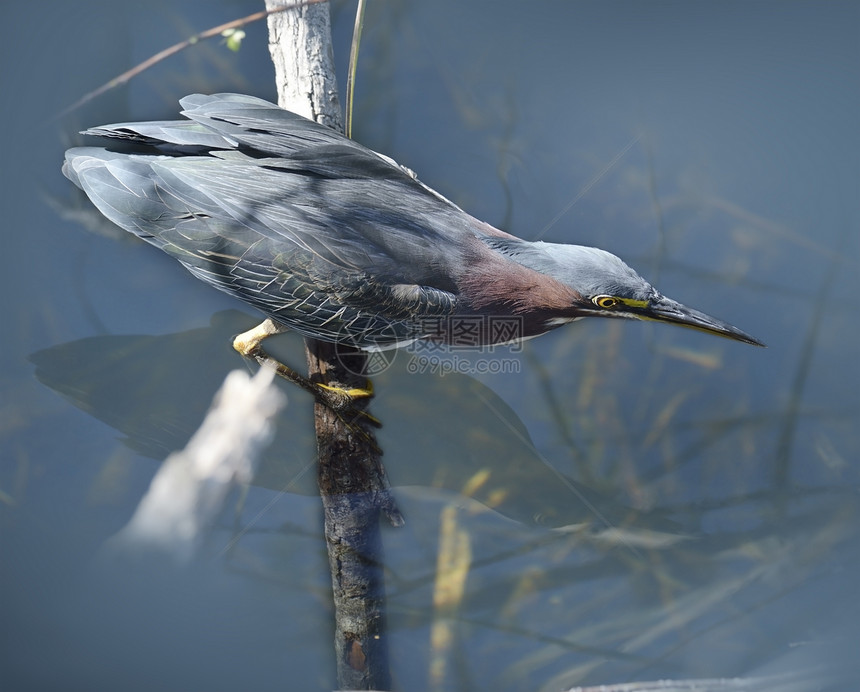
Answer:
[{"xmin": 2, "ymin": 1, "xmax": 858, "ymax": 690}]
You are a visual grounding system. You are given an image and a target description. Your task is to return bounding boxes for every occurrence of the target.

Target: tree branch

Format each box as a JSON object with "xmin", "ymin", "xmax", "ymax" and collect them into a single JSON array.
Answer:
[{"xmin": 263, "ymin": 1, "xmax": 399, "ymax": 688}]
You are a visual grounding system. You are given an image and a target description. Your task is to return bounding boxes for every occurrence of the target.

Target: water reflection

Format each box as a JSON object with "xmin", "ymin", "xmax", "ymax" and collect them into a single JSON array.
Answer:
[
  {"xmin": 30, "ymin": 310, "xmax": 859, "ymax": 689},
  {"xmin": 30, "ymin": 311, "xmax": 707, "ymax": 534},
  {"xmin": 3, "ymin": 0, "xmax": 859, "ymax": 689}
]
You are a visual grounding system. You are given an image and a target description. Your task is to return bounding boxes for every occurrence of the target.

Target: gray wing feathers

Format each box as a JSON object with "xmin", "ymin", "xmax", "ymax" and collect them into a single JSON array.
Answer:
[{"xmin": 63, "ymin": 94, "xmax": 465, "ymax": 341}]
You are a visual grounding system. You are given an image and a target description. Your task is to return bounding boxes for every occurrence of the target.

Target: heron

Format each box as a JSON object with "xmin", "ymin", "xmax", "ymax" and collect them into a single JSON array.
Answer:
[{"xmin": 63, "ymin": 93, "xmax": 763, "ymax": 417}]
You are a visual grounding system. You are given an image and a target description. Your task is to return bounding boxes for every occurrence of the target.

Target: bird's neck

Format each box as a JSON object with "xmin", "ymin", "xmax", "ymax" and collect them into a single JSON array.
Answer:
[{"xmin": 456, "ymin": 235, "xmax": 584, "ymax": 339}]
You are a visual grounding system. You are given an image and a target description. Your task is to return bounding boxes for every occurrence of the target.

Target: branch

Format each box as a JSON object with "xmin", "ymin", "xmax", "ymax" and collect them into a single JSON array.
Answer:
[
  {"xmin": 263, "ymin": 1, "xmax": 399, "ymax": 688},
  {"xmin": 57, "ymin": 0, "xmax": 329, "ymax": 119}
]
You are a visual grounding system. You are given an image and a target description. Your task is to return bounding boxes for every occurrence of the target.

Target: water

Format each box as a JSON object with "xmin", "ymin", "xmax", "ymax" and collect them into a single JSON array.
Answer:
[{"xmin": 2, "ymin": 1, "xmax": 858, "ymax": 690}]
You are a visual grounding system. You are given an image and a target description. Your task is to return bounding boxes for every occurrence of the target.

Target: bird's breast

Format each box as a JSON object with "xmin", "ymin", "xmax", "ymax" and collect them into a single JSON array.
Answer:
[{"xmin": 452, "ymin": 239, "xmax": 583, "ymax": 343}]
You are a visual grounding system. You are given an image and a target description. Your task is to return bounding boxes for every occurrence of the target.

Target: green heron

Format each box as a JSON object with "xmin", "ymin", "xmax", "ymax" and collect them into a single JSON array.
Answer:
[{"xmin": 63, "ymin": 93, "xmax": 763, "ymax": 412}]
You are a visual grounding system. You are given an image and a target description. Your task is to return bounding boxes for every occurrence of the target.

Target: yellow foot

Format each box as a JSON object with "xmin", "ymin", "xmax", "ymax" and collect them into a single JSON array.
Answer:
[
  {"xmin": 231, "ymin": 319, "xmax": 380, "ymax": 427},
  {"xmin": 314, "ymin": 381, "xmax": 380, "ymax": 427},
  {"xmin": 317, "ymin": 379, "xmax": 374, "ymax": 400}
]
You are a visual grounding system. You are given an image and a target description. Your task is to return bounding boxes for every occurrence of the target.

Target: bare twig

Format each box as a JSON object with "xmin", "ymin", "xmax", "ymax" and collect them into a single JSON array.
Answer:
[{"xmin": 57, "ymin": 0, "xmax": 329, "ymax": 119}]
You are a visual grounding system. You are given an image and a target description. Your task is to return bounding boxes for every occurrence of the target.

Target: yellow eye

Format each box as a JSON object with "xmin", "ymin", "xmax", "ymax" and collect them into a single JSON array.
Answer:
[{"xmin": 592, "ymin": 295, "xmax": 619, "ymax": 309}]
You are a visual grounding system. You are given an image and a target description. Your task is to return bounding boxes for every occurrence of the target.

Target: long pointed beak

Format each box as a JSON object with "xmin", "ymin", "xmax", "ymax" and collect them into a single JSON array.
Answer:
[{"xmin": 636, "ymin": 296, "xmax": 766, "ymax": 347}]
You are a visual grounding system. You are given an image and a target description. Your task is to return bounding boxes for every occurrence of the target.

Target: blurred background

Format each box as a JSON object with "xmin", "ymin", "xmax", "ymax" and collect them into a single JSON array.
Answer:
[{"xmin": 1, "ymin": 1, "xmax": 858, "ymax": 690}]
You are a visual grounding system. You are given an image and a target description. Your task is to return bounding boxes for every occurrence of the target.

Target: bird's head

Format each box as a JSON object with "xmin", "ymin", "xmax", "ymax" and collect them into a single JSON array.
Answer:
[{"xmin": 490, "ymin": 239, "xmax": 765, "ymax": 346}]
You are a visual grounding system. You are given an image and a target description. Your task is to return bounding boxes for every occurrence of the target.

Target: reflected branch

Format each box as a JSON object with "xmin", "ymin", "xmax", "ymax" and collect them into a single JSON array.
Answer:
[{"xmin": 772, "ymin": 255, "xmax": 840, "ymax": 501}]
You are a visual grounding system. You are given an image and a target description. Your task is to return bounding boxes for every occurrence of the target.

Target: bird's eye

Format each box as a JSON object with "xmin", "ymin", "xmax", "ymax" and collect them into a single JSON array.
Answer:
[{"xmin": 592, "ymin": 295, "xmax": 619, "ymax": 309}]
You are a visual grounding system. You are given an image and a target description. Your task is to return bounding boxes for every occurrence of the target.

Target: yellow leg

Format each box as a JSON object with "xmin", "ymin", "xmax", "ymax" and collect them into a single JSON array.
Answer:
[{"xmin": 233, "ymin": 319, "xmax": 380, "ymax": 427}]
